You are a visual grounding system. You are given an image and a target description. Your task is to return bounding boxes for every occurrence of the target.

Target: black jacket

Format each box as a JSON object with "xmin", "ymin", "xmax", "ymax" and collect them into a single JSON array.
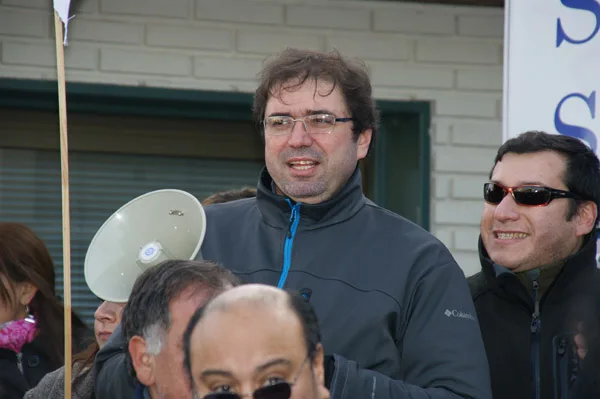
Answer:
[
  {"xmin": 468, "ymin": 234, "xmax": 598, "ymax": 399},
  {"xmin": 570, "ymin": 270, "xmax": 600, "ymax": 399},
  {"xmin": 0, "ymin": 324, "xmax": 91, "ymax": 399},
  {"xmin": 95, "ymin": 166, "xmax": 492, "ymax": 399},
  {"xmin": 0, "ymin": 347, "xmax": 30, "ymax": 399}
]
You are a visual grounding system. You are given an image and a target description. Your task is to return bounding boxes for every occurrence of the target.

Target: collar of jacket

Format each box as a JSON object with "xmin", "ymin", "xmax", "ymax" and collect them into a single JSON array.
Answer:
[
  {"xmin": 133, "ymin": 383, "xmax": 151, "ymax": 399},
  {"xmin": 256, "ymin": 165, "xmax": 366, "ymax": 229},
  {"xmin": 478, "ymin": 231, "xmax": 598, "ymax": 298}
]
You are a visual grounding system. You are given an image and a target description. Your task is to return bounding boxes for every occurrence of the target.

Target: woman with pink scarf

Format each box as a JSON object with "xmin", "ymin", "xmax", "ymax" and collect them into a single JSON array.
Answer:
[{"xmin": 0, "ymin": 222, "xmax": 89, "ymax": 398}]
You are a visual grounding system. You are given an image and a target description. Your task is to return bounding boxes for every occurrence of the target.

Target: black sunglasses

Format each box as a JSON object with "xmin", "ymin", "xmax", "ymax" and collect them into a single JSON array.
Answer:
[
  {"xmin": 203, "ymin": 382, "xmax": 292, "ymax": 399},
  {"xmin": 483, "ymin": 182, "xmax": 582, "ymax": 207},
  {"xmin": 200, "ymin": 355, "xmax": 310, "ymax": 399}
]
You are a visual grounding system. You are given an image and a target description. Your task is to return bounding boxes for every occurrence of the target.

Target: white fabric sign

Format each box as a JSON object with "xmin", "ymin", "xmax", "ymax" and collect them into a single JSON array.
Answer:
[
  {"xmin": 53, "ymin": 0, "xmax": 73, "ymax": 45},
  {"xmin": 503, "ymin": 0, "xmax": 600, "ymax": 156}
]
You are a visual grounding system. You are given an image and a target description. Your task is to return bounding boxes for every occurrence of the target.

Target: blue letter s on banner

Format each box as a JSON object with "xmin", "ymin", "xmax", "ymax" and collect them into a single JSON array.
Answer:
[
  {"xmin": 556, "ymin": 0, "xmax": 600, "ymax": 47},
  {"xmin": 554, "ymin": 91, "xmax": 597, "ymax": 152}
]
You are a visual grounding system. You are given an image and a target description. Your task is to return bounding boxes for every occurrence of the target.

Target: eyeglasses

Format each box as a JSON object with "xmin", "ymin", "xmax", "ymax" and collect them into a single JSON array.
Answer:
[
  {"xmin": 201, "ymin": 355, "xmax": 310, "ymax": 399},
  {"xmin": 483, "ymin": 182, "xmax": 582, "ymax": 207},
  {"xmin": 263, "ymin": 114, "xmax": 353, "ymax": 136}
]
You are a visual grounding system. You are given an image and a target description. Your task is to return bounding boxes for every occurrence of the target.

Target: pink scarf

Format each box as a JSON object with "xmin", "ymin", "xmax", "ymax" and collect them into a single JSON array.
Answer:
[{"xmin": 0, "ymin": 315, "xmax": 38, "ymax": 353}]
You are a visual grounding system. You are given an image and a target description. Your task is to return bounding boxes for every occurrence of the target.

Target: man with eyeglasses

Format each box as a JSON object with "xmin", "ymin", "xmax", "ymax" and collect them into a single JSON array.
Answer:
[
  {"xmin": 193, "ymin": 48, "xmax": 491, "ymax": 399},
  {"xmin": 182, "ymin": 284, "xmax": 330, "ymax": 399},
  {"xmin": 468, "ymin": 130, "xmax": 600, "ymax": 399}
]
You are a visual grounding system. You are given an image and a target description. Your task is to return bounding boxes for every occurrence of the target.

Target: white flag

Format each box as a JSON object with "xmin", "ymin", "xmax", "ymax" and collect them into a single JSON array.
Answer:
[{"xmin": 53, "ymin": 0, "xmax": 73, "ymax": 45}]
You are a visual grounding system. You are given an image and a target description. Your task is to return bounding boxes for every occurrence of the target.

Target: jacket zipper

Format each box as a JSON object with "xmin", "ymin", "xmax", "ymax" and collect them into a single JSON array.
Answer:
[
  {"xmin": 554, "ymin": 335, "xmax": 569, "ymax": 399},
  {"xmin": 277, "ymin": 201, "xmax": 301, "ymax": 288},
  {"xmin": 530, "ymin": 279, "xmax": 541, "ymax": 399},
  {"xmin": 16, "ymin": 352, "xmax": 24, "ymax": 374}
]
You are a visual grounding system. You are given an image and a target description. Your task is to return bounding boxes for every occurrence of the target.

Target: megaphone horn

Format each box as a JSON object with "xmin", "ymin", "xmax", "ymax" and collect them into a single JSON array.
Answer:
[{"xmin": 84, "ymin": 189, "xmax": 206, "ymax": 303}]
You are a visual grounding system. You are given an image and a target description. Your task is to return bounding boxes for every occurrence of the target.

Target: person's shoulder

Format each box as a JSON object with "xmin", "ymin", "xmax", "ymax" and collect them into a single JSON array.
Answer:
[
  {"xmin": 25, "ymin": 363, "xmax": 91, "ymax": 399},
  {"xmin": 364, "ymin": 200, "xmax": 428, "ymax": 232},
  {"xmin": 204, "ymin": 197, "xmax": 257, "ymax": 215},
  {"xmin": 204, "ymin": 197, "xmax": 258, "ymax": 225},
  {"xmin": 363, "ymin": 200, "xmax": 451, "ymax": 250},
  {"xmin": 466, "ymin": 271, "xmax": 490, "ymax": 301},
  {"xmin": 23, "ymin": 366, "xmax": 64, "ymax": 398},
  {"xmin": 361, "ymin": 201, "xmax": 469, "ymax": 281}
]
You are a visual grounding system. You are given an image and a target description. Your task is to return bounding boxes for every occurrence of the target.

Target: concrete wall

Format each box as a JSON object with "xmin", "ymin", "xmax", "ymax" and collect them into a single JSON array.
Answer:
[{"xmin": 0, "ymin": 0, "xmax": 505, "ymax": 276}]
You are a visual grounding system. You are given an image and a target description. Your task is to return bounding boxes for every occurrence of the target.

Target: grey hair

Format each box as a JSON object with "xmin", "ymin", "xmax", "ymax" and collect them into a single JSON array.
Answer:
[
  {"xmin": 143, "ymin": 323, "xmax": 166, "ymax": 355},
  {"xmin": 121, "ymin": 259, "xmax": 242, "ymax": 379}
]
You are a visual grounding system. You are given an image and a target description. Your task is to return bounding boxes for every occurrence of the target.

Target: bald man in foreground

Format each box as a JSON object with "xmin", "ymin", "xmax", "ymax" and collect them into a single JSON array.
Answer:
[{"xmin": 183, "ymin": 284, "xmax": 330, "ymax": 399}]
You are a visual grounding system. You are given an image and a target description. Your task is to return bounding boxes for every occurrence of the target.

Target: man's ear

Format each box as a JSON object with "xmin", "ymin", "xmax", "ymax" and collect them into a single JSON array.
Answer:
[
  {"xmin": 356, "ymin": 129, "xmax": 372, "ymax": 161},
  {"xmin": 574, "ymin": 201, "xmax": 598, "ymax": 237},
  {"xmin": 129, "ymin": 336, "xmax": 156, "ymax": 386},
  {"xmin": 312, "ymin": 343, "xmax": 325, "ymax": 386},
  {"xmin": 17, "ymin": 282, "xmax": 37, "ymax": 308}
]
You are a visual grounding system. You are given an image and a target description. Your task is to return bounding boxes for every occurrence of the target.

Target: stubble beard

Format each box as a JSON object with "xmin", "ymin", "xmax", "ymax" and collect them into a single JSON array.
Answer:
[{"xmin": 281, "ymin": 179, "xmax": 327, "ymax": 201}]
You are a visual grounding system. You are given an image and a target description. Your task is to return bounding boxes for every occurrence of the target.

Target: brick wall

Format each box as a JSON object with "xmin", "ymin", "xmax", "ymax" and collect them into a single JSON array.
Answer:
[{"xmin": 0, "ymin": 0, "xmax": 505, "ymax": 276}]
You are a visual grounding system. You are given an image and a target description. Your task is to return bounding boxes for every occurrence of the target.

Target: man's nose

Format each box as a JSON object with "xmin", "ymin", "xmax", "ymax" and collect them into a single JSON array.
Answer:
[
  {"xmin": 494, "ymin": 193, "xmax": 520, "ymax": 221},
  {"xmin": 95, "ymin": 302, "xmax": 116, "ymax": 321},
  {"xmin": 287, "ymin": 119, "xmax": 313, "ymax": 147}
]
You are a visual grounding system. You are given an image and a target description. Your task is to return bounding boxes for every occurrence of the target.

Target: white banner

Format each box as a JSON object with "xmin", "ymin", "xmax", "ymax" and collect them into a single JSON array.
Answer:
[{"xmin": 503, "ymin": 0, "xmax": 600, "ymax": 155}]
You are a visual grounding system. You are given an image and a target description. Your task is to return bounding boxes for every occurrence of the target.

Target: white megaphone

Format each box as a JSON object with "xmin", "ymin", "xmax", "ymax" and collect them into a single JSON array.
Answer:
[{"xmin": 84, "ymin": 189, "xmax": 206, "ymax": 303}]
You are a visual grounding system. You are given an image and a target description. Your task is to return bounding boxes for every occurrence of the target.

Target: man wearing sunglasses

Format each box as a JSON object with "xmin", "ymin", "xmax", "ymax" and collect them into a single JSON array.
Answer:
[
  {"xmin": 468, "ymin": 131, "xmax": 600, "ymax": 399},
  {"xmin": 182, "ymin": 284, "xmax": 330, "ymax": 399}
]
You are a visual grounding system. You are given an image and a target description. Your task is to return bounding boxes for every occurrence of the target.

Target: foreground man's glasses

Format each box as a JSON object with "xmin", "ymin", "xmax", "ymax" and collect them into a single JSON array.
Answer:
[{"xmin": 201, "ymin": 355, "xmax": 311, "ymax": 399}]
